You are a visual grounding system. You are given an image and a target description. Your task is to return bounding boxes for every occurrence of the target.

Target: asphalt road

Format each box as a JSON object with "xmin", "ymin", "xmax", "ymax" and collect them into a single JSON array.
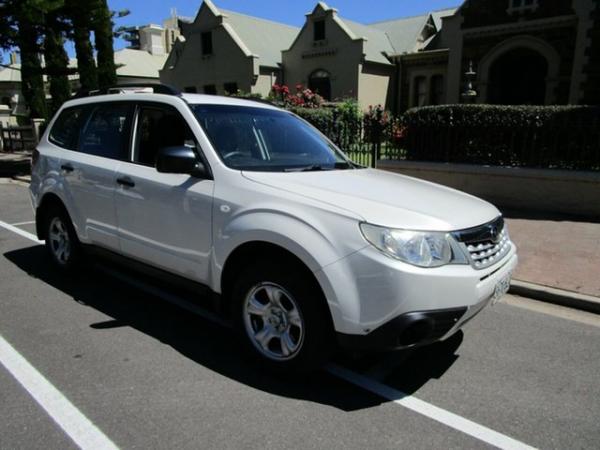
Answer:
[{"xmin": 1, "ymin": 180, "xmax": 599, "ymax": 450}]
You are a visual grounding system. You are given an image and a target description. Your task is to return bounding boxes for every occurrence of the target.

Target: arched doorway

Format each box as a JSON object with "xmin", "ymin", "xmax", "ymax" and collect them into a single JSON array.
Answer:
[
  {"xmin": 487, "ymin": 47, "xmax": 548, "ymax": 105},
  {"xmin": 308, "ymin": 69, "xmax": 331, "ymax": 100}
]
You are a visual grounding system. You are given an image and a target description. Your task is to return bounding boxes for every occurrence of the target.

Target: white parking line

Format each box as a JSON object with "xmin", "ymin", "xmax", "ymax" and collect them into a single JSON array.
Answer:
[
  {"xmin": 10, "ymin": 220, "xmax": 36, "ymax": 226},
  {"xmin": 326, "ymin": 364, "xmax": 536, "ymax": 450},
  {"xmin": 0, "ymin": 335, "xmax": 119, "ymax": 450},
  {"xmin": 0, "ymin": 220, "xmax": 42, "ymax": 244},
  {"xmin": 0, "ymin": 219, "xmax": 536, "ymax": 449}
]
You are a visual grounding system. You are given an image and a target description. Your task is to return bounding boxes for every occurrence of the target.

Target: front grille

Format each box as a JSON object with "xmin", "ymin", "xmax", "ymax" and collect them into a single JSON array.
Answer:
[{"xmin": 452, "ymin": 216, "xmax": 511, "ymax": 270}]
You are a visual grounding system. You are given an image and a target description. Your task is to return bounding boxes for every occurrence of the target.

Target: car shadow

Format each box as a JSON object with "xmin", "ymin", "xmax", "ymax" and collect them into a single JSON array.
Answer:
[{"xmin": 4, "ymin": 245, "xmax": 463, "ymax": 412}]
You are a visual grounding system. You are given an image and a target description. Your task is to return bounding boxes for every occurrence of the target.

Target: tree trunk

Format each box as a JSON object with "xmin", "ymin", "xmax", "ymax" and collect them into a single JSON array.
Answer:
[
  {"xmin": 92, "ymin": 0, "xmax": 117, "ymax": 88},
  {"xmin": 17, "ymin": 12, "xmax": 47, "ymax": 120},
  {"xmin": 67, "ymin": 0, "xmax": 97, "ymax": 92},
  {"xmin": 44, "ymin": 12, "xmax": 72, "ymax": 114}
]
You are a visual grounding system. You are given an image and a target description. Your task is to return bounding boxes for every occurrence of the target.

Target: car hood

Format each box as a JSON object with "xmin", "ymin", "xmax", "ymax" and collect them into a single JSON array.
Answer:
[{"xmin": 242, "ymin": 168, "xmax": 500, "ymax": 231}]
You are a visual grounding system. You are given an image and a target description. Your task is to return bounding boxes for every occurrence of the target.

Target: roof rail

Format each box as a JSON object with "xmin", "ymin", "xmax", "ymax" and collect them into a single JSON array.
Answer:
[{"xmin": 73, "ymin": 83, "xmax": 181, "ymax": 98}]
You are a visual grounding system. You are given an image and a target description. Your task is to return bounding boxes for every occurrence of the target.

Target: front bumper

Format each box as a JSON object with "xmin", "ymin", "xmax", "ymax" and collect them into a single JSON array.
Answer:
[{"xmin": 318, "ymin": 241, "xmax": 518, "ymax": 348}]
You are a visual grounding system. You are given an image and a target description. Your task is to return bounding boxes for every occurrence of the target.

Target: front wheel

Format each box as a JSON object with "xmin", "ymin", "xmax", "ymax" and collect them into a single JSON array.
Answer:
[
  {"xmin": 233, "ymin": 261, "xmax": 333, "ymax": 373},
  {"xmin": 44, "ymin": 206, "xmax": 81, "ymax": 271}
]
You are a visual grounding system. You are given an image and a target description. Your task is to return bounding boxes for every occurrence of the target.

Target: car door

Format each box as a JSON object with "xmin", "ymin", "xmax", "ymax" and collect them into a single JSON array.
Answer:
[
  {"xmin": 57, "ymin": 101, "xmax": 134, "ymax": 250},
  {"xmin": 114, "ymin": 102, "xmax": 214, "ymax": 283}
]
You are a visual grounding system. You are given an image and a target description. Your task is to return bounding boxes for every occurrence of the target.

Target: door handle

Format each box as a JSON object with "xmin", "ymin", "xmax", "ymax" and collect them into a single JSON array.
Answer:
[
  {"xmin": 61, "ymin": 163, "xmax": 74, "ymax": 173},
  {"xmin": 116, "ymin": 177, "xmax": 135, "ymax": 188}
]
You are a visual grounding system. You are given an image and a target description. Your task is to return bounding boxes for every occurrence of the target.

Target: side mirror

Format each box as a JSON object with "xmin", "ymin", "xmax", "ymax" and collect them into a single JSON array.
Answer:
[{"xmin": 156, "ymin": 146, "xmax": 211, "ymax": 179}]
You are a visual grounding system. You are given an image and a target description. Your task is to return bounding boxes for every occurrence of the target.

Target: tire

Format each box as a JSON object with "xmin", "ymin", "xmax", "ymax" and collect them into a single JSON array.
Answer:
[
  {"xmin": 232, "ymin": 259, "xmax": 333, "ymax": 373},
  {"xmin": 44, "ymin": 205, "xmax": 82, "ymax": 271}
]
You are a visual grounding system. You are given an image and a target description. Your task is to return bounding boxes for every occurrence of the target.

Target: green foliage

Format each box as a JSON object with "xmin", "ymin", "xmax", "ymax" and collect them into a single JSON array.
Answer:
[
  {"xmin": 92, "ymin": 0, "xmax": 116, "ymax": 88},
  {"xmin": 333, "ymin": 98, "xmax": 361, "ymax": 123},
  {"xmin": 401, "ymin": 105, "xmax": 600, "ymax": 170},
  {"xmin": 65, "ymin": 0, "xmax": 97, "ymax": 91},
  {"xmin": 44, "ymin": 9, "xmax": 72, "ymax": 114}
]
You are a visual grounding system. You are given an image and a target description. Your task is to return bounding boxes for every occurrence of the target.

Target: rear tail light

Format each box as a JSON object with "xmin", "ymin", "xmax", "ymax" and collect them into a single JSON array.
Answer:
[{"xmin": 31, "ymin": 148, "xmax": 40, "ymax": 169}]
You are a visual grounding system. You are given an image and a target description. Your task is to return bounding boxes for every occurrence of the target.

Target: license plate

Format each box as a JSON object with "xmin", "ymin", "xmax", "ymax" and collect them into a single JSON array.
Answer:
[{"xmin": 492, "ymin": 272, "xmax": 512, "ymax": 304}]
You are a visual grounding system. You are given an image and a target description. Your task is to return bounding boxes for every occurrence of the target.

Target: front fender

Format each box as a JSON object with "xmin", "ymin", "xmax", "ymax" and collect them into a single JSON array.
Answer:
[{"xmin": 211, "ymin": 207, "xmax": 369, "ymax": 329}]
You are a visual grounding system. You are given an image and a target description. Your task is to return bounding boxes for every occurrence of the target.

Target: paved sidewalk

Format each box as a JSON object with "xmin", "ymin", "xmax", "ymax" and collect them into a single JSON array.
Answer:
[{"xmin": 505, "ymin": 216, "xmax": 600, "ymax": 298}]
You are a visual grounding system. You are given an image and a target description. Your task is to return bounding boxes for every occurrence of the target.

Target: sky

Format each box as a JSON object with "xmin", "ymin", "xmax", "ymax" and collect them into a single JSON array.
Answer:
[{"xmin": 97, "ymin": 0, "xmax": 460, "ymax": 54}]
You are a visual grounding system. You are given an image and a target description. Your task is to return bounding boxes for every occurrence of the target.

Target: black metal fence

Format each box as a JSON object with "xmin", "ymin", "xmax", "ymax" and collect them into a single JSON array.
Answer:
[
  {"xmin": 401, "ymin": 105, "xmax": 600, "ymax": 171},
  {"xmin": 0, "ymin": 124, "xmax": 37, "ymax": 152},
  {"xmin": 296, "ymin": 113, "xmax": 406, "ymax": 167},
  {"xmin": 302, "ymin": 105, "xmax": 600, "ymax": 171}
]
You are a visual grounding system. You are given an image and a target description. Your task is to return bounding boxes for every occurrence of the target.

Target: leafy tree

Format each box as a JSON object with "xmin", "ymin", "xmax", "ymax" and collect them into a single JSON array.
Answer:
[
  {"xmin": 91, "ymin": 0, "xmax": 116, "ymax": 88},
  {"xmin": 44, "ymin": 7, "xmax": 72, "ymax": 113},
  {"xmin": 65, "ymin": 0, "xmax": 97, "ymax": 91},
  {"xmin": 9, "ymin": 0, "xmax": 48, "ymax": 119}
]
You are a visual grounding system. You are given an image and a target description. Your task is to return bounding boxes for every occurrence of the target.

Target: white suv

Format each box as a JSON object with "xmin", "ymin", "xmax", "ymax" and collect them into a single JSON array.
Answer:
[{"xmin": 30, "ymin": 85, "xmax": 517, "ymax": 371}]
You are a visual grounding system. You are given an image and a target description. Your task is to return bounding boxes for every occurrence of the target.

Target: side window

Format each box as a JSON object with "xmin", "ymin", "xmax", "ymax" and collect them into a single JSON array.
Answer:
[
  {"xmin": 79, "ymin": 103, "xmax": 134, "ymax": 160},
  {"xmin": 134, "ymin": 104, "xmax": 197, "ymax": 167},
  {"xmin": 49, "ymin": 106, "xmax": 88, "ymax": 150}
]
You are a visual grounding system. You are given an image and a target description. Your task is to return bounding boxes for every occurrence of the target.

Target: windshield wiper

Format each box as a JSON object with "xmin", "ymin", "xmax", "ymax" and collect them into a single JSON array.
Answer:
[
  {"xmin": 284, "ymin": 164, "xmax": 332, "ymax": 172},
  {"xmin": 284, "ymin": 162, "xmax": 356, "ymax": 172}
]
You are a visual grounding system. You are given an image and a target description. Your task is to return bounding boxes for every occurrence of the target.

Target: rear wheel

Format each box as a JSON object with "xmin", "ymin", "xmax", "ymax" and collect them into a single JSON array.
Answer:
[
  {"xmin": 44, "ymin": 206, "xmax": 81, "ymax": 270},
  {"xmin": 233, "ymin": 260, "xmax": 333, "ymax": 373}
]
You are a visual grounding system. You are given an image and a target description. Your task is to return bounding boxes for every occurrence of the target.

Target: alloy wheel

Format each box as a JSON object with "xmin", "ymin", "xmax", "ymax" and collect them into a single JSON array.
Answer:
[
  {"xmin": 48, "ymin": 216, "xmax": 71, "ymax": 265},
  {"xmin": 243, "ymin": 282, "xmax": 305, "ymax": 361}
]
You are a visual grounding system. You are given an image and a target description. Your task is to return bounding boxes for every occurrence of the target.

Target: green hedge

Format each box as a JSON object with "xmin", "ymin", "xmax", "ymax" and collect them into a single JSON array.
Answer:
[{"xmin": 401, "ymin": 105, "xmax": 600, "ymax": 170}]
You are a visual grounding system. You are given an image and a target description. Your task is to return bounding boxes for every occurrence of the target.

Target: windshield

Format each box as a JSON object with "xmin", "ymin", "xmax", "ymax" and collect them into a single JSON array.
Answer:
[{"xmin": 190, "ymin": 104, "xmax": 357, "ymax": 172}]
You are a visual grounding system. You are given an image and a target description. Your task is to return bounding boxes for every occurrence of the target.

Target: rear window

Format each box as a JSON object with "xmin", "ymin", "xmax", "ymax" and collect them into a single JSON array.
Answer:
[{"xmin": 48, "ymin": 106, "xmax": 88, "ymax": 150}]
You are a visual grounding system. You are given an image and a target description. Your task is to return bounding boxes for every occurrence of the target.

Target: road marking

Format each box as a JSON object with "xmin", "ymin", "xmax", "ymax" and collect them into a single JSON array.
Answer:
[
  {"xmin": 0, "ymin": 220, "xmax": 539, "ymax": 449},
  {"xmin": 0, "ymin": 334, "xmax": 119, "ymax": 450},
  {"xmin": 0, "ymin": 219, "xmax": 42, "ymax": 243},
  {"xmin": 326, "ymin": 364, "xmax": 536, "ymax": 450},
  {"xmin": 10, "ymin": 220, "xmax": 36, "ymax": 226}
]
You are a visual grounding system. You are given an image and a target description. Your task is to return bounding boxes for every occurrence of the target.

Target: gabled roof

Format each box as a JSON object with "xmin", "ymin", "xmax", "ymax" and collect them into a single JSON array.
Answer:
[
  {"xmin": 341, "ymin": 18, "xmax": 395, "ymax": 64},
  {"xmin": 219, "ymin": 9, "xmax": 300, "ymax": 67},
  {"xmin": 369, "ymin": 14, "xmax": 431, "ymax": 55},
  {"xmin": 369, "ymin": 7, "xmax": 457, "ymax": 55}
]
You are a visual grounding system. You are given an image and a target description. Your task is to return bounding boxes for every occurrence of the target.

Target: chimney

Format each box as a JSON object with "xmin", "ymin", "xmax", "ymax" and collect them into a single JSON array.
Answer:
[{"xmin": 10, "ymin": 52, "xmax": 18, "ymax": 65}]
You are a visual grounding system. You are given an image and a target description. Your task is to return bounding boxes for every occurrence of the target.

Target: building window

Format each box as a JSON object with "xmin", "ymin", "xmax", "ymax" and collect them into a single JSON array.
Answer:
[
  {"xmin": 413, "ymin": 76, "xmax": 427, "ymax": 107},
  {"xmin": 204, "ymin": 85, "xmax": 217, "ymax": 95},
  {"xmin": 184, "ymin": 86, "xmax": 197, "ymax": 93},
  {"xmin": 430, "ymin": 75, "xmax": 444, "ymax": 105},
  {"xmin": 201, "ymin": 31, "xmax": 213, "ymax": 55},
  {"xmin": 308, "ymin": 69, "xmax": 331, "ymax": 101},
  {"xmin": 314, "ymin": 20, "xmax": 326, "ymax": 41},
  {"xmin": 508, "ymin": 0, "xmax": 538, "ymax": 13},
  {"xmin": 224, "ymin": 83, "xmax": 239, "ymax": 95}
]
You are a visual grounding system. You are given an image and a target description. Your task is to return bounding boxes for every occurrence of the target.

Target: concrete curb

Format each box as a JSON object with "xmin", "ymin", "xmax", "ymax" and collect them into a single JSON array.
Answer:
[{"xmin": 510, "ymin": 280, "xmax": 600, "ymax": 315}]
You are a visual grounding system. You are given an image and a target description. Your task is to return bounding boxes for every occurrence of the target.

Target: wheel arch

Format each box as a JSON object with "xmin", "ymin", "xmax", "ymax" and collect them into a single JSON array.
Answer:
[
  {"xmin": 35, "ymin": 192, "xmax": 70, "ymax": 240},
  {"xmin": 219, "ymin": 240, "xmax": 335, "ymax": 331}
]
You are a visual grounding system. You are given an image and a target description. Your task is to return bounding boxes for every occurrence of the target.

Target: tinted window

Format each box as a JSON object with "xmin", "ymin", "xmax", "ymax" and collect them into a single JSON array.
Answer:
[
  {"xmin": 134, "ymin": 104, "xmax": 197, "ymax": 166},
  {"xmin": 79, "ymin": 103, "xmax": 134, "ymax": 160},
  {"xmin": 49, "ymin": 106, "xmax": 88, "ymax": 150},
  {"xmin": 191, "ymin": 104, "xmax": 354, "ymax": 172}
]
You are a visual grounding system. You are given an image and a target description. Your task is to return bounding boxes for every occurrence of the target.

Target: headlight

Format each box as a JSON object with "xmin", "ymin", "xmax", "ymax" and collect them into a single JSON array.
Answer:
[{"xmin": 360, "ymin": 223, "xmax": 453, "ymax": 267}]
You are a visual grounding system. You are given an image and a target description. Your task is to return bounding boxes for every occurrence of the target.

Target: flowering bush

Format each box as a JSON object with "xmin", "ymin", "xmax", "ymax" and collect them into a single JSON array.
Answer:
[{"xmin": 270, "ymin": 84, "xmax": 323, "ymax": 108}]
